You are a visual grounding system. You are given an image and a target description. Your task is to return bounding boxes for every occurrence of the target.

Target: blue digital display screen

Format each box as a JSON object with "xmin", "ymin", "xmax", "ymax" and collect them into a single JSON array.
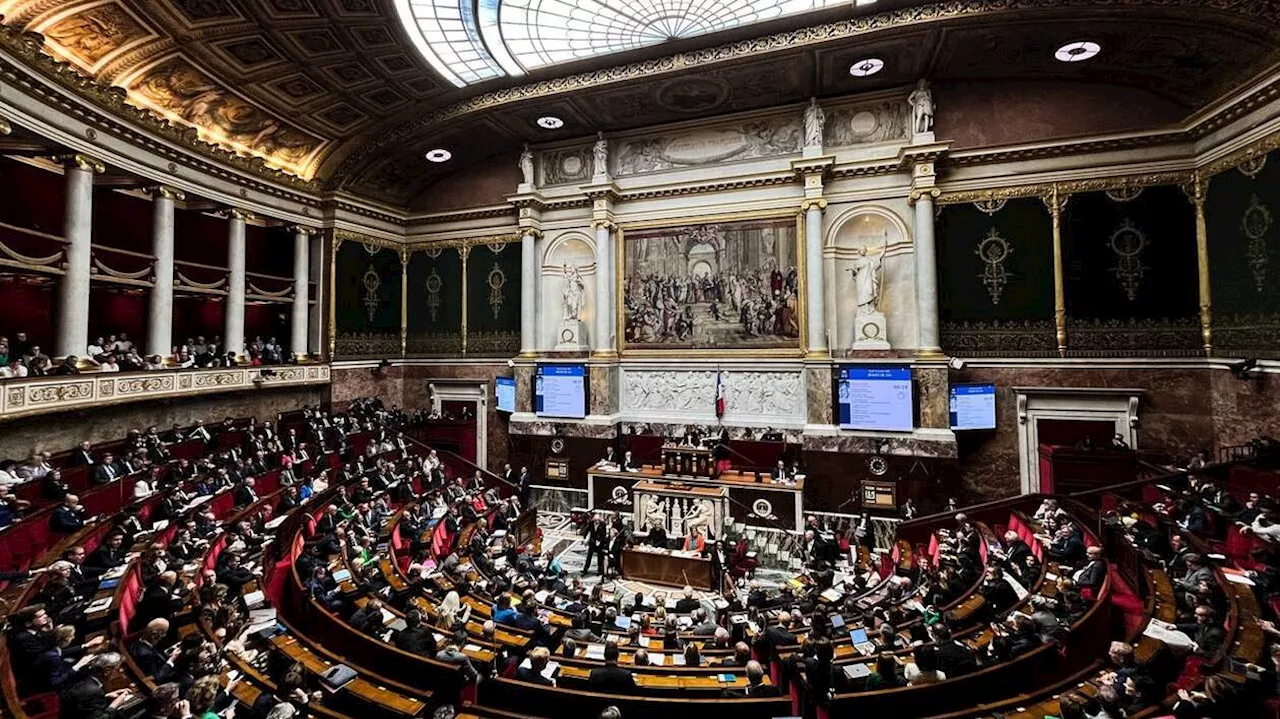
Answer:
[
  {"xmin": 534, "ymin": 364, "xmax": 586, "ymax": 419},
  {"xmin": 837, "ymin": 366, "xmax": 913, "ymax": 431},
  {"xmin": 949, "ymin": 383, "xmax": 996, "ymax": 430},
  {"xmin": 495, "ymin": 376, "xmax": 516, "ymax": 413}
]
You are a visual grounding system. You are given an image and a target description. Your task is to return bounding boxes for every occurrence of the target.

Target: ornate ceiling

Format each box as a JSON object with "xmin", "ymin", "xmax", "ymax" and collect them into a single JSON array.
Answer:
[{"xmin": 0, "ymin": 0, "xmax": 1278, "ymax": 208}]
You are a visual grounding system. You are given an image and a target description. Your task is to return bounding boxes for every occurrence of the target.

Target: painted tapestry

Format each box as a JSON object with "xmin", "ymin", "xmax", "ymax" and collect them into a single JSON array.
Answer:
[{"xmin": 621, "ymin": 216, "xmax": 799, "ymax": 351}]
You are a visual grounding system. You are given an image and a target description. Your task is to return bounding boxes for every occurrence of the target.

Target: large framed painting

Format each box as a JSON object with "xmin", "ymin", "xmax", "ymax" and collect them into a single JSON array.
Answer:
[{"xmin": 619, "ymin": 214, "xmax": 802, "ymax": 353}]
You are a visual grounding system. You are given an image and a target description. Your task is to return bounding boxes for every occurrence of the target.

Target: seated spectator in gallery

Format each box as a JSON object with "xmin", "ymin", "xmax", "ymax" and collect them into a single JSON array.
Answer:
[
  {"xmin": 51, "ymin": 356, "xmax": 79, "ymax": 375},
  {"xmin": 99, "ymin": 354, "xmax": 120, "ymax": 372}
]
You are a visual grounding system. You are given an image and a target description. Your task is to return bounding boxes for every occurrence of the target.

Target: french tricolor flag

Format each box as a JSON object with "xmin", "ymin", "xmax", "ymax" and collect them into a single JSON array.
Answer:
[{"xmin": 715, "ymin": 370, "xmax": 726, "ymax": 419}]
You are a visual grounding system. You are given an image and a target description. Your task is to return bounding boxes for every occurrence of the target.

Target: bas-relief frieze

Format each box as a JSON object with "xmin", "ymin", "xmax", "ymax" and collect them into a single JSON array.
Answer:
[
  {"xmin": 822, "ymin": 100, "xmax": 909, "ymax": 148},
  {"xmin": 540, "ymin": 146, "xmax": 593, "ymax": 186},
  {"xmin": 612, "ymin": 115, "xmax": 800, "ymax": 176},
  {"xmin": 802, "ymin": 433, "xmax": 958, "ymax": 458},
  {"xmin": 620, "ymin": 368, "xmax": 803, "ymax": 423}
]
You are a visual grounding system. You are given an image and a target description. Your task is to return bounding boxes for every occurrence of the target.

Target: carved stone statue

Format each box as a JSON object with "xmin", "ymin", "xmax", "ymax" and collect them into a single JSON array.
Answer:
[
  {"xmin": 847, "ymin": 241, "xmax": 892, "ymax": 349},
  {"xmin": 561, "ymin": 264, "xmax": 585, "ymax": 321},
  {"xmin": 847, "ymin": 243, "xmax": 886, "ymax": 314},
  {"xmin": 592, "ymin": 132, "xmax": 609, "ymax": 180},
  {"xmin": 907, "ymin": 79, "xmax": 935, "ymax": 136},
  {"xmin": 803, "ymin": 97, "xmax": 825, "ymax": 148},
  {"xmin": 518, "ymin": 144, "xmax": 535, "ymax": 187}
]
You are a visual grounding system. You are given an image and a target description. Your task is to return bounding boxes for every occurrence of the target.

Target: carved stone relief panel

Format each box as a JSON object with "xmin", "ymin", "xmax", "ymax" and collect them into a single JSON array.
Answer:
[
  {"xmin": 620, "ymin": 368, "xmax": 804, "ymax": 426},
  {"xmin": 612, "ymin": 114, "xmax": 801, "ymax": 177}
]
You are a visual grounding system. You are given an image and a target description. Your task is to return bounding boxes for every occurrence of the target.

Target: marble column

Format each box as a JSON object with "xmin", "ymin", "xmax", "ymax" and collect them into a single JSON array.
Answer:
[
  {"xmin": 520, "ymin": 229, "xmax": 537, "ymax": 355},
  {"xmin": 56, "ymin": 155, "xmax": 102, "ymax": 359},
  {"xmin": 224, "ymin": 210, "xmax": 248, "ymax": 361},
  {"xmin": 290, "ymin": 226, "xmax": 312, "ymax": 360},
  {"xmin": 146, "ymin": 186, "xmax": 182, "ymax": 359},
  {"xmin": 913, "ymin": 190, "xmax": 942, "ymax": 357},
  {"xmin": 308, "ymin": 232, "xmax": 323, "ymax": 356},
  {"xmin": 593, "ymin": 221, "xmax": 614, "ymax": 354},
  {"xmin": 803, "ymin": 200, "xmax": 827, "ymax": 356}
]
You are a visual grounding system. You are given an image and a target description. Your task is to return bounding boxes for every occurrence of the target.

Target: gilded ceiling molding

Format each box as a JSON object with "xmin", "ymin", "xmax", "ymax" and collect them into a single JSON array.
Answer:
[
  {"xmin": 617, "ymin": 173, "xmax": 797, "ymax": 201},
  {"xmin": 408, "ymin": 232, "xmax": 521, "ymax": 251},
  {"xmin": 334, "ymin": 229, "xmax": 403, "ymax": 251},
  {"xmin": 410, "ymin": 207, "xmax": 517, "ymax": 224},
  {"xmin": 1199, "ymin": 129, "xmax": 1280, "ymax": 177},
  {"xmin": 335, "ymin": 0, "xmax": 1280, "ymax": 180},
  {"xmin": 0, "ymin": 23, "xmax": 322, "ymax": 193},
  {"xmin": 937, "ymin": 171, "xmax": 1195, "ymax": 205}
]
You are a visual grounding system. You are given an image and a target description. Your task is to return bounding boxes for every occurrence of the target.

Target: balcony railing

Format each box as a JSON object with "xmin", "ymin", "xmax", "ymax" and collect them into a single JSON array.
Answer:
[{"xmin": 0, "ymin": 364, "xmax": 331, "ymax": 420}]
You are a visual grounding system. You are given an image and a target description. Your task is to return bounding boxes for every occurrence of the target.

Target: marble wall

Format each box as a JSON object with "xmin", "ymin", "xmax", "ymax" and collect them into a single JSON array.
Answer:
[
  {"xmin": 953, "ymin": 365, "xmax": 1218, "ymax": 501},
  {"xmin": 331, "ymin": 365, "xmax": 405, "ymax": 410},
  {"xmin": 0, "ymin": 384, "xmax": 327, "ymax": 460},
  {"xmin": 1208, "ymin": 369, "xmax": 1280, "ymax": 449},
  {"xmin": 402, "ymin": 363, "xmax": 511, "ymax": 471}
]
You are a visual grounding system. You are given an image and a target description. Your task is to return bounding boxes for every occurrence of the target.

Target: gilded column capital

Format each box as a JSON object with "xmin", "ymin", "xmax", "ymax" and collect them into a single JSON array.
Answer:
[
  {"xmin": 61, "ymin": 153, "xmax": 105, "ymax": 174},
  {"xmin": 908, "ymin": 187, "xmax": 940, "ymax": 204},
  {"xmin": 0, "ymin": 117, "xmax": 11, "ymax": 136},
  {"xmin": 289, "ymin": 224, "xmax": 318, "ymax": 237},
  {"xmin": 222, "ymin": 208, "xmax": 253, "ymax": 222},
  {"xmin": 799, "ymin": 198, "xmax": 827, "ymax": 212},
  {"xmin": 520, "ymin": 228, "xmax": 544, "ymax": 240},
  {"xmin": 147, "ymin": 185, "xmax": 186, "ymax": 202},
  {"xmin": 1181, "ymin": 173, "xmax": 1209, "ymax": 206}
]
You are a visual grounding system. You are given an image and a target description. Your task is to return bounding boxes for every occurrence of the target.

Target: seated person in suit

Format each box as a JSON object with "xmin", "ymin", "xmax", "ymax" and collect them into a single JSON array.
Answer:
[
  {"xmin": 587, "ymin": 640, "xmax": 635, "ymax": 692},
  {"xmin": 130, "ymin": 618, "xmax": 176, "ymax": 682},
  {"xmin": 58, "ymin": 651, "xmax": 134, "ymax": 719},
  {"xmin": 1071, "ymin": 545, "xmax": 1109, "ymax": 597},
  {"xmin": 435, "ymin": 630, "xmax": 480, "ymax": 683},
  {"xmin": 50, "ymin": 494, "xmax": 87, "ymax": 534},
  {"xmin": 674, "ymin": 585, "xmax": 701, "ymax": 614},
  {"xmin": 85, "ymin": 531, "xmax": 128, "ymax": 574},
  {"xmin": 1176, "ymin": 604, "xmax": 1226, "ymax": 658},
  {"xmin": 516, "ymin": 646, "xmax": 556, "ymax": 686},
  {"xmin": 393, "ymin": 609, "xmax": 438, "ymax": 657},
  {"xmin": 723, "ymin": 659, "xmax": 780, "ymax": 697}
]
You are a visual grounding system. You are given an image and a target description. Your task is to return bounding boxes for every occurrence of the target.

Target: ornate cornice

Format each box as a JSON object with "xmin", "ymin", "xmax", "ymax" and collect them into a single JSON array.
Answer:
[
  {"xmin": 331, "ymin": 199, "xmax": 408, "ymax": 227},
  {"xmin": 936, "ymin": 170, "xmax": 1195, "ymax": 204},
  {"xmin": 1199, "ymin": 129, "xmax": 1280, "ymax": 177},
  {"xmin": 407, "ymin": 232, "xmax": 521, "ymax": 250},
  {"xmin": 334, "ymin": 229, "xmax": 403, "ymax": 251},
  {"xmin": 618, "ymin": 173, "xmax": 797, "ymax": 201}
]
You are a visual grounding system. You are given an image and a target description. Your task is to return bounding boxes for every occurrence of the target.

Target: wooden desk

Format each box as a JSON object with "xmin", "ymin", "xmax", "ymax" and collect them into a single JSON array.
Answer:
[
  {"xmin": 620, "ymin": 548, "xmax": 713, "ymax": 590},
  {"xmin": 662, "ymin": 445, "xmax": 715, "ymax": 478},
  {"xmin": 588, "ymin": 467, "xmax": 802, "ymax": 531}
]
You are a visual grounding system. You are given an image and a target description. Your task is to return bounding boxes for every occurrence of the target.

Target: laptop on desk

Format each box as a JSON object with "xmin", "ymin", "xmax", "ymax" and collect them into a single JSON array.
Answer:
[{"xmin": 849, "ymin": 628, "xmax": 876, "ymax": 656}]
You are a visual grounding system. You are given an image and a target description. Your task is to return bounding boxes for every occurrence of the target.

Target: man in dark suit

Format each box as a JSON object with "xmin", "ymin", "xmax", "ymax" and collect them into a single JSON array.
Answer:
[
  {"xmin": 92, "ymin": 453, "xmax": 121, "ymax": 485},
  {"xmin": 58, "ymin": 651, "xmax": 134, "ymax": 719},
  {"xmin": 1047, "ymin": 524, "xmax": 1086, "ymax": 564},
  {"xmin": 69, "ymin": 441, "xmax": 96, "ymax": 467},
  {"xmin": 129, "ymin": 619, "xmax": 175, "ymax": 682},
  {"xmin": 49, "ymin": 494, "xmax": 86, "ymax": 534},
  {"xmin": 1002, "ymin": 531, "xmax": 1032, "ymax": 567},
  {"xmin": 131, "ymin": 572, "xmax": 185, "ymax": 631},
  {"xmin": 587, "ymin": 641, "xmax": 635, "ymax": 692},
  {"xmin": 85, "ymin": 532, "xmax": 127, "ymax": 574},
  {"xmin": 1177, "ymin": 604, "xmax": 1226, "ymax": 658},
  {"xmin": 674, "ymin": 586, "xmax": 700, "ymax": 614},
  {"xmin": 232, "ymin": 477, "xmax": 258, "ymax": 508},
  {"xmin": 393, "ymin": 610, "xmax": 438, "ymax": 657},
  {"xmin": 722, "ymin": 660, "xmax": 780, "ymax": 697},
  {"xmin": 516, "ymin": 646, "xmax": 556, "ymax": 686},
  {"xmin": 930, "ymin": 623, "xmax": 978, "ymax": 677},
  {"xmin": 755, "ymin": 610, "xmax": 798, "ymax": 655},
  {"xmin": 980, "ymin": 566, "xmax": 1018, "ymax": 616},
  {"xmin": 1072, "ymin": 546, "xmax": 1109, "ymax": 596},
  {"xmin": 583, "ymin": 514, "xmax": 608, "ymax": 576}
]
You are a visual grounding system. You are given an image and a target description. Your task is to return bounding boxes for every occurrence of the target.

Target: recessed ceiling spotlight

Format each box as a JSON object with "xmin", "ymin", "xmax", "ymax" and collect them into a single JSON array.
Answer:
[
  {"xmin": 1055, "ymin": 41, "xmax": 1100, "ymax": 63},
  {"xmin": 536, "ymin": 116, "xmax": 565, "ymax": 129},
  {"xmin": 425, "ymin": 148, "xmax": 452, "ymax": 162},
  {"xmin": 849, "ymin": 58, "xmax": 884, "ymax": 77}
]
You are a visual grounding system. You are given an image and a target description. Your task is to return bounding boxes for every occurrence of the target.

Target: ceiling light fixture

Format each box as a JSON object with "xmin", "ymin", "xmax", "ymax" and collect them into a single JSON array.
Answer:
[
  {"xmin": 849, "ymin": 58, "xmax": 884, "ymax": 77},
  {"xmin": 1054, "ymin": 41, "xmax": 1100, "ymax": 63},
  {"xmin": 425, "ymin": 148, "xmax": 452, "ymax": 162},
  {"xmin": 536, "ymin": 116, "xmax": 565, "ymax": 129}
]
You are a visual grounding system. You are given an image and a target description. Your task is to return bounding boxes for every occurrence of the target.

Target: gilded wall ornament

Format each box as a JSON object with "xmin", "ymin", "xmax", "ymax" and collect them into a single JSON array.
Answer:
[
  {"xmin": 487, "ymin": 263, "xmax": 507, "ymax": 319},
  {"xmin": 425, "ymin": 268, "xmax": 444, "ymax": 322},
  {"xmin": 1242, "ymin": 194, "xmax": 1273, "ymax": 293},
  {"xmin": 973, "ymin": 198, "xmax": 1007, "ymax": 216},
  {"xmin": 1238, "ymin": 155, "xmax": 1268, "ymax": 179},
  {"xmin": 361, "ymin": 267, "xmax": 381, "ymax": 322},
  {"xmin": 1105, "ymin": 186, "xmax": 1144, "ymax": 202},
  {"xmin": 1108, "ymin": 218, "xmax": 1149, "ymax": 301},
  {"xmin": 975, "ymin": 228, "xmax": 1012, "ymax": 305}
]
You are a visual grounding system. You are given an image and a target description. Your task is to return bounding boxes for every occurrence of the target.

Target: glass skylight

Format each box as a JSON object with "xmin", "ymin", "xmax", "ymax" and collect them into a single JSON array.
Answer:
[{"xmin": 394, "ymin": 0, "xmax": 843, "ymax": 87}]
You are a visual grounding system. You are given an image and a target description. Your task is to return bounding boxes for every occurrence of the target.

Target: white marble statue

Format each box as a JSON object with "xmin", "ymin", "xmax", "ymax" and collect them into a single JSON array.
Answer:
[
  {"xmin": 518, "ymin": 144, "xmax": 535, "ymax": 187},
  {"xmin": 908, "ymin": 79, "xmax": 935, "ymax": 135},
  {"xmin": 683, "ymin": 499, "xmax": 715, "ymax": 537},
  {"xmin": 847, "ymin": 243, "xmax": 886, "ymax": 315},
  {"xmin": 803, "ymin": 97, "xmax": 825, "ymax": 148},
  {"xmin": 561, "ymin": 264, "xmax": 585, "ymax": 321},
  {"xmin": 592, "ymin": 132, "xmax": 609, "ymax": 180}
]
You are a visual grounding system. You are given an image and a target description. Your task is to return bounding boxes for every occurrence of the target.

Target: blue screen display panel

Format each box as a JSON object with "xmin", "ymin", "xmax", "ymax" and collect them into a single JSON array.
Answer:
[
  {"xmin": 535, "ymin": 364, "xmax": 586, "ymax": 419},
  {"xmin": 949, "ymin": 383, "xmax": 996, "ymax": 430},
  {"xmin": 495, "ymin": 377, "xmax": 516, "ymax": 413},
  {"xmin": 837, "ymin": 366, "xmax": 914, "ymax": 432}
]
